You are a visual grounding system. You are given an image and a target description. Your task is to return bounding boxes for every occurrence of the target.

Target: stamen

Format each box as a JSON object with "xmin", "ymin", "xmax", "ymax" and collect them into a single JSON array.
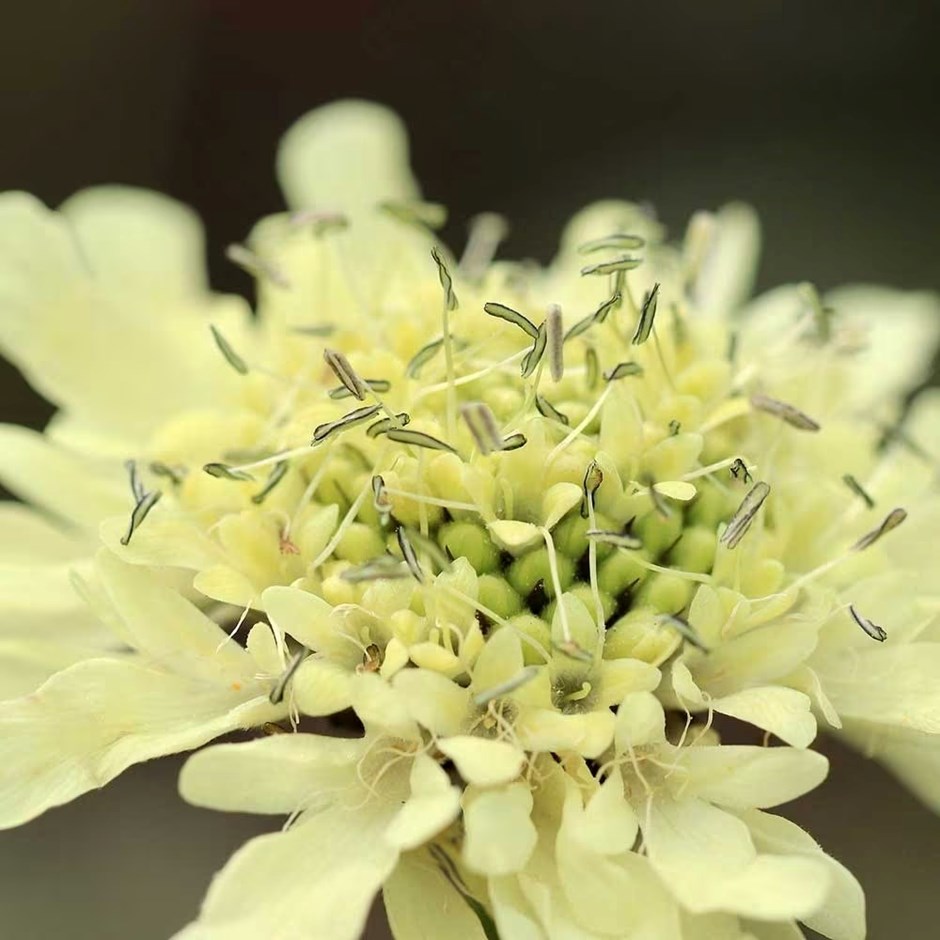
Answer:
[
  {"xmin": 269, "ymin": 649, "xmax": 306, "ymax": 704},
  {"xmin": 520, "ymin": 322, "xmax": 548, "ymax": 379},
  {"xmin": 431, "ymin": 246, "xmax": 459, "ymax": 440},
  {"xmin": 578, "ymin": 233, "xmax": 645, "ymax": 254},
  {"xmin": 668, "ymin": 420, "xmax": 682, "ymax": 436},
  {"xmin": 406, "ymin": 338, "xmax": 444, "ymax": 379},
  {"xmin": 632, "ymin": 283, "xmax": 660, "ymax": 345},
  {"xmin": 203, "ymin": 462, "xmax": 255, "ymax": 482},
  {"xmin": 328, "ymin": 379, "xmax": 391, "ymax": 400},
  {"xmin": 535, "ymin": 394, "xmax": 570, "ymax": 426},
  {"xmin": 584, "ymin": 347, "xmax": 600, "ymax": 389},
  {"xmin": 460, "ymin": 212, "xmax": 509, "ymax": 280},
  {"xmin": 323, "ymin": 348, "xmax": 368, "ymax": 401},
  {"xmin": 341, "ymin": 557, "xmax": 410, "ymax": 582},
  {"xmin": 750, "ymin": 393, "xmax": 821, "ymax": 432},
  {"xmin": 396, "ymin": 528, "xmax": 425, "ymax": 583},
  {"xmin": 225, "ymin": 243, "xmax": 290, "ymax": 289},
  {"xmin": 356, "ymin": 643, "xmax": 384, "ymax": 674},
  {"xmin": 251, "ymin": 461, "xmax": 289, "ymax": 504},
  {"xmin": 501, "ymin": 433, "xmax": 527, "ymax": 451},
  {"xmin": 603, "ymin": 361, "xmax": 644, "ymax": 381},
  {"xmin": 483, "ymin": 301, "xmax": 539, "ymax": 339},
  {"xmin": 124, "ymin": 459, "xmax": 146, "ymax": 503},
  {"xmin": 461, "ymin": 402, "xmax": 504, "ymax": 455},
  {"xmin": 581, "ymin": 256, "xmax": 642, "ymax": 276},
  {"xmin": 842, "ymin": 473, "xmax": 875, "ymax": 509},
  {"xmin": 367, "ymin": 412, "xmax": 411, "ymax": 438},
  {"xmin": 729, "ymin": 458, "xmax": 753, "ymax": 483},
  {"xmin": 120, "ymin": 489, "xmax": 162, "ymax": 546},
  {"xmin": 380, "ymin": 487, "xmax": 480, "ymax": 513},
  {"xmin": 545, "ymin": 304, "xmax": 564, "ymax": 382},
  {"xmin": 209, "ymin": 325, "xmax": 249, "ymax": 375},
  {"xmin": 149, "ymin": 461, "xmax": 185, "ymax": 486},
  {"xmin": 290, "ymin": 324, "xmax": 336, "ymax": 337},
  {"xmin": 849, "ymin": 604, "xmax": 888, "ymax": 642},
  {"xmin": 852, "ymin": 507, "xmax": 907, "ymax": 551},
  {"xmin": 564, "ymin": 291, "xmax": 622, "ymax": 342},
  {"xmin": 386, "ymin": 428, "xmax": 459, "ymax": 455},
  {"xmin": 659, "ymin": 613, "xmax": 709, "ymax": 651},
  {"xmin": 311, "ymin": 404, "xmax": 382, "ymax": 444},
  {"xmin": 581, "ymin": 460, "xmax": 603, "ymax": 519},
  {"xmin": 372, "ymin": 474, "xmax": 392, "ymax": 520},
  {"xmin": 548, "ymin": 385, "xmax": 612, "ymax": 464},
  {"xmin": 587, "ymin": 529, "xmax": 642, "ymax": 549},
  {"xmin": 472, "ymin": 666, "xmax": 540, "ymax": 708},
  {"xmin": 431, "ymin": 246, "xmax": 459, "ymax": 312},
  {"xmin": 720, "ymin": 481, "xmax": 771, "ymax": 548}
]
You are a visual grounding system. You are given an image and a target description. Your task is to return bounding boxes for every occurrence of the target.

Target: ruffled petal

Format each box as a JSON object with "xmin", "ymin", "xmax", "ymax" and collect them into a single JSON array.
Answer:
[
  {"xmin": 436, "ymin": 736, "xmax": 526, "ymax": 787},
  {"xmin": 0, "ymin": 657, "xmax": 278, "ymax": 828},
  {"xmin": 463, "ymin": 784, "xmax": 537, "ymax": 876},
  {"xmin": 174, "ymin": 799, "xmax": 400, "ymax": 940},
  {"xmin": 383, "ymin": 849, "xmax": 490, "ymax": 940}
]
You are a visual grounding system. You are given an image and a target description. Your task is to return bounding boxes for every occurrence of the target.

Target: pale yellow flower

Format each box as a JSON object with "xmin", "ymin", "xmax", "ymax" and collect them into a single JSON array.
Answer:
[{"xmin": 0, "ymin": 98, "xmax": 938, "ymax": 939}]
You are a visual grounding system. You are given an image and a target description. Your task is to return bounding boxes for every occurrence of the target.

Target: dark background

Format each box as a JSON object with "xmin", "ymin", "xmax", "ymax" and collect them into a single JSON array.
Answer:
[{"xmin": 1, "ymin": 1, "xmax": 938, "ymax": 937}]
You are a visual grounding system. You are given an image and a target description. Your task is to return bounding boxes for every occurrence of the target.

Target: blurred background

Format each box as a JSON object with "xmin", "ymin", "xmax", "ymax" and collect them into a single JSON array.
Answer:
[{"xmin": 0, "ymin": 1, "xmax": 938, "ymax": 937}]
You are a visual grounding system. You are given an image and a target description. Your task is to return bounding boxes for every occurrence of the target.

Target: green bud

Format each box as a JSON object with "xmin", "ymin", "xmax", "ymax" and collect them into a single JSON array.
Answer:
[
  {"xmin": 504, "ymin": 613, "xmax": 552, "ymax": 666},
  {"xmin": 508, "ymin": 548, "xmax": 575, "ymax": 599},
  {"xmin": 604, "ymin": 605, "xmax": 678, "ymax": 664},
  {"xmin": 635, "ymin": 509, "xmax": 683, "ymax": 558},
  {"xmin": 552, "ymin": 512, "xmax": 617, "ymax": 561},
  {"xmin": 636, "ymin": 572, "xmax": 694, "ymax": 614},
  {"xmin": 335, "ymin": 522, "xmax": 387, "ymax": 564},
  {"xmin": 597, "ymin": 550, "xmax": 648, "ymax": 596},
  {"xmin": 687, "ymin": 482, "xmax": 734, "ymax": 529},
  {"xmin": 477, "ymin": 574, "xmax": 523, "ymax": 619},
  {"xmin": 438, "ymin": 521, "xmax": 500, "ymax": 574},
  {"xmin": 667, "ymin": 525, "xmax": 716, "ymax": 574},
  {"xmin": 543, "ymin": 584, "xmax": 615, "ymax": 626}
]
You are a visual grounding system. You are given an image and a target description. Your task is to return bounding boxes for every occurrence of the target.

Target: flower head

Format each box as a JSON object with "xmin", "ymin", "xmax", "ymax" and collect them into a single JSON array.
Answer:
[{"xmin": 1, "ymin": 99, "xmax": 939, "ymax": 939}]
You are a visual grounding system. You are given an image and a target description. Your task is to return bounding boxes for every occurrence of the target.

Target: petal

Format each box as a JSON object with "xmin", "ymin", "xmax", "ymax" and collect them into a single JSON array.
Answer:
[
  {"xmin": 90, "ymin": 549, "xmax": 256, "ymax": 683},
  {"xmin": 277, "ymin": 100, "xmax": 419, "ymax": 215},
  {"xmin": 0, "ymin": 424, "xmax": 126, "ymax": 528},
  {"xmin": 260, "ymin": 584, "xmax": 335, "ymax": 650},
  {"xmin": 677, "ymin": 745, "xmax": 829, "ymax": 810},
  {"xmin": 570, "ymin": 771, "xmax": 639, "ymax": 856},
  {"xmin": 462, "ymin": 784, "xmax": 537, "ymax": 876},
  {"xmin": 615, "ymin": 691, "xmax": 667, "ymax": 749},
  {"xmin": 816, "ymin": 643, "xmax": 940, "ymax": 734},
  {"xmin": 99, "ymin": 512, "xmax": 224, "ymax": 572},
  {"xmin": 742, "ymin": 809, "xmax": 865, "ymax": 940},
  {"xmin": 515, "ymin": 707, "xmax": 615, "ymax": 759},
  {"xmin": 0, "ymin": 657, "xmax": 277, "ymax": 828},
  {"xmin": 693, "ymin": 203, "xmax": 761, "ymax": 316},
  {"xmin": 393, "ymin": 668, "xmax": 471, "ymax": 737},
  {"xmin": 179, "ymin": 733, "xmax": 363, "ymax": 815},
  {"xmin": 175, "ymin": 799, "xmax": 400, "ymax": 940},
  {"xmin": 0, "ymin": 501, "xmax": 90, "ymax": 563},
  {"xmin": 59, "ymin": 185, "xmax": 208, "ymax": 299},
  {"xmin": 714, "ymin": 687, "xmax": 817, "ymax": 748},
  {"xmin": 383, "ymin": 849, "xmax": 490, "ymax": 940},
  {"xmin": 436, "ymin": 736, "xmax": 526, "ymax": 787},
  {"xmin": 384, "ymin": 753, "xmax": 460, "ymax": 851},
  {"xmin": 643, "ymin": 796, "xmax": 830, "ymax": 920},
  {"xmin": 291, "ymin": 658, "xmax": 353, "ymax": 717},
  {"xmin": 0, "ymin": 637, "xmax": 103, "ymax": 700}
]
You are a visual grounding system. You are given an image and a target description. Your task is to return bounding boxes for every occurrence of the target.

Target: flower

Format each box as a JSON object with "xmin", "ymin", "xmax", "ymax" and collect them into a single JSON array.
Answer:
[{"xmin": 1, "ymin": 98, "xmax": 939, "ymax": 939}]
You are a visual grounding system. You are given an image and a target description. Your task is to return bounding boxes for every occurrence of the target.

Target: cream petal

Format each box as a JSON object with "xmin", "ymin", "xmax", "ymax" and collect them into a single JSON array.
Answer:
[
  {"xmin": 462, "ymin": 784, "xmax": 537, "ymax": 876},
  {"xmin": 90, "ymin": 549, "xmax": 256, "ymax": 682},
  {"xmin": 393, "ymin": 668, "xmax": 471, "ymax": 737},
  {"xmin": 615, "ymin": 692, "xmax": 667, "ymax": 750},
  {"xmin": 175, "ymin": 799, "xmax": 400, "ymax": 940},
  {"xmin": 677, "ymin": 745, "xmax": 829, "ymax": 810},
  {"xmin": 826, "ymin": 285, "xmax": 940, "ymax": 410},
  {"xmin": 741, "ymin": 809, "xmax": 865, "ymax": 940},
  {"xmin": 0, "ymin": 657, "xmax": 278, "ymax": 828},
  {"xmin": 0, "ymin": 638, "xmax": 104, "ymax": 700},
  {"xmin": 383, "ymin": 849, "xmax": 490, "ymax": 940},
  {"xmin": 436, "ymin": 736, "xmax": 526, "ymax": 787},
  {"xmin": 568, "ymin": 771, "xmax": 639, "ymax": 856},
  {"xmin": 350, "ymin": 672, "xmax": 420, "ymax": 741},
  {"xmin": 0, "ymin": 424, "xmax": 126, "ymax": 528},
  {"xmin": 179, "ymin": 733, "xmax": 363, "ymax": 815},
  {"xmin": 261, "ymin": 584, "xmax": 336, "ymax": 651},
  {"xmin": 693, "ymin": 203, "xmax": 761, "ymax": 317},
  {"xmin": 0, "ymin": 501, "xmax": 90, "ymax": 563},
  {"xmin": 643, "ymin": 797, "xmax": 830, "ymax": 920},
  {"xmin": 489, "ymin": 875, "xmax": 548, "ymax": 940},
  {"xmin": 59, "ymin": 185, "xmax": 208, "ymax": 299},
  {"xmin": 713, "ymin": 687, "xmax": 818, "ymax": 748},
  {"xmin": 291, "ymin": 658, "xmax": 353, "ymax": 717},
  {"xmin": 99, "ymin": 512, "xmax": 225, "ymax": 572},
  {"xmin": 815, "ymin": 643, "xmax": 940, "ymax": 734},
  {"xmin": 384, "ymin": 753, "xmax": 461, "ymax": 851},
  {"xmin": 515, "ymin": 707, "xmax": 615, "ymax": 759}
]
